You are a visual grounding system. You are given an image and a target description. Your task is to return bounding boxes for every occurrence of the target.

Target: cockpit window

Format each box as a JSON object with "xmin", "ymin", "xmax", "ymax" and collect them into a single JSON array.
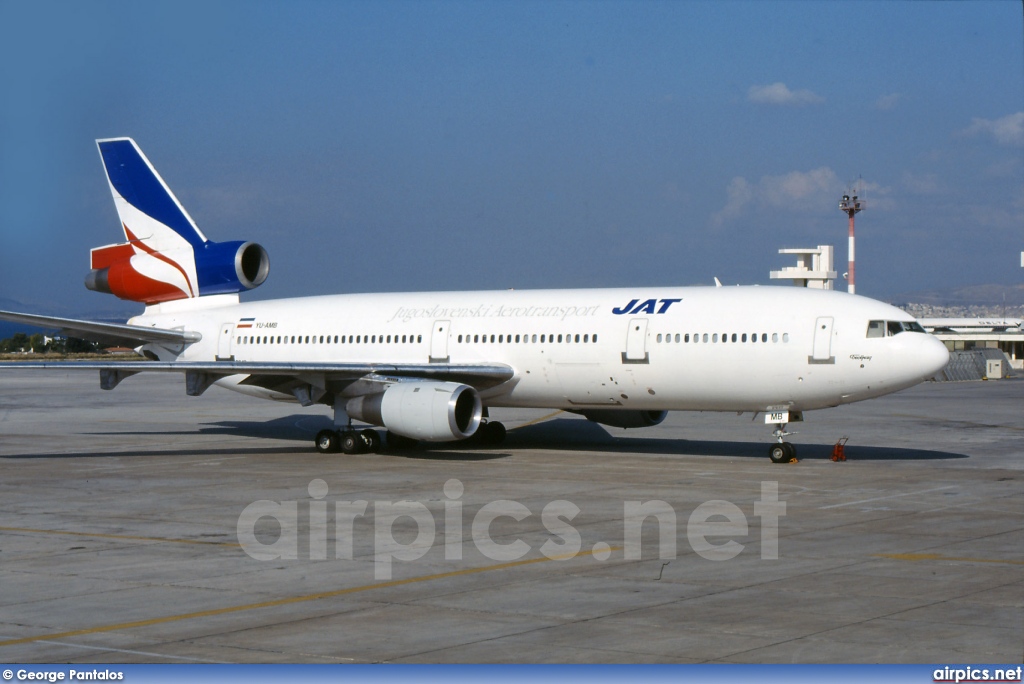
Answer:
[
  {"xmin": 904, "ymin": 321, "xmax": 925, "ymax": 333},
  {"xmin": 869, "ymin": 320, "xmax": 926, "ymax": 337}
]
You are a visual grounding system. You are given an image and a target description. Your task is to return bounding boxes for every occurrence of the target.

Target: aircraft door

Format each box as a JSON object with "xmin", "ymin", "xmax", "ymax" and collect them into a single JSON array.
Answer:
[
  {"xmin": 622, "ymin": 318, "xmax": 649, "ymax": 364},
  {"xmin": 429, "ymin": 320, "xmax": 450, "ymax": 363},
  {"xmin": 810, "ymin": 316, "xmax": 835, "ymax": 364},
  {"xmin": 216, "ymin": 323, "xmax": 235, "ymax": 360}
]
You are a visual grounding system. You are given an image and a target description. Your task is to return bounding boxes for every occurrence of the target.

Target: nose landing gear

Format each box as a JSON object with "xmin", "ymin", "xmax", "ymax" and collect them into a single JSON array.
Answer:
[
  {"xmin": 766, "ymin": 414, "xmax": 799, "ymax": 463},
  {"xmin": 768, "ymin": 437, "xmax": 797, "ymax": 464}
]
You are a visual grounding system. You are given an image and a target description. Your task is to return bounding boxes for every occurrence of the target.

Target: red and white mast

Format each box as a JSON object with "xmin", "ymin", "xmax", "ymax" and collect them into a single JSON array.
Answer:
[{"xmin": 838, "ymin": 192, "xmax": 865, "ymax": 294}]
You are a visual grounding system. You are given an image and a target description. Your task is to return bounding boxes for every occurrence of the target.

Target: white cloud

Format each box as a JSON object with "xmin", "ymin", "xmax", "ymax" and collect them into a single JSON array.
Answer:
[
  {"xmin": 747, "ymin": 82, "xmax": 824, "ymax": 106},
  {"xmin": 874, "ymin": 93, "xmax": 902, "ymax": 111},
  {"xmin": 711, "ymin": 177, "xmax": 753, "ymax": 225},
  {"xmin": 760, "ymin": 167, "xmax": 838, "ymax": 205},
  {"xmin": 901, "ymin": 171, "xmax": 941, "ymax": 195},
  {"xmin": 962, "ymin": 112, "xmax": 1024, "ymax": 146},
  {"xmin": 712, "ymin": 167, "xmax": 844, "ymax": 226}
]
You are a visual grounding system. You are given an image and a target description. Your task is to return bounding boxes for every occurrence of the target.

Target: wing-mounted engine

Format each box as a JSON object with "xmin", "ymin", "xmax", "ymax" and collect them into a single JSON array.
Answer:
[
  {"xmin": 345, "ymin": 381, "xmax": 483, "ymax": 442},
  {"xmin": 575, "ymin": 409, "xmax": 668, "ymax": 429}
]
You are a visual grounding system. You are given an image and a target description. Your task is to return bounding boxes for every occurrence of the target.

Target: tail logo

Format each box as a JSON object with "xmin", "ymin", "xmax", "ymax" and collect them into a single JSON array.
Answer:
[{"xmin": 86, "ymin": 138, "xmax": 269, "ymax": 304}]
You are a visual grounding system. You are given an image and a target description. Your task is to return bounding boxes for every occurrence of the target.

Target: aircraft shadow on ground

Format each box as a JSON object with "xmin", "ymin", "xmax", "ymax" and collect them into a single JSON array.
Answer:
[
  {"xmin": 506, "ymin": 418, "xmax": 969, "ymax": 461},
  {"xmin": 4, "ymin": 416, "xmax": 968, "ymax": 461}
]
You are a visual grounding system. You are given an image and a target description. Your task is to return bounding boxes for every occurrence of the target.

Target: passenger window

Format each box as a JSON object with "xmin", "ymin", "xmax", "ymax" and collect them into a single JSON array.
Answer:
[
  {"xmin": 867, "ymin": 320, "xmax": 885, "ymax": 338},
  {"xmin": 713, "ymin": 334, "xmax": 719, "ymax": 343},
  {"xmin": 593, "ymin": 334, "xmax": 598, "ymax": 343},
  {"xmin": 761, "ymin": 333, "xmax": 767, "ymax": 343},
  {"xmin": 657, "ymin": 334, "xmax": 662, "ymax": 343},
  {"xmin": 742, "ymin": 333, "xmax": 747, "ymax": 342},
  {"xmin": 783, "ymin": 333, "xmax": 790, "ymax": 342},
  {"xmin": 772, "ymin": 333, "xmax": 778, "ymax": 343}
]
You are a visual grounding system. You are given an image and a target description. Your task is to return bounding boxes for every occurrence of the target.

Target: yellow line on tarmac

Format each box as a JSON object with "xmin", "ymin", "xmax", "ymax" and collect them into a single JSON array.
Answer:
[
  {"xmin": 0, "ymin": 546, "xmax": 621, "ymax": 648},
  {"xmin": 509, "ymin": 410, "xmax": 565, "ymax": 430},
  {"xmin": 876, "ymin": 552, "xmax": 1024, "ymax": 566},
  {"xmin": 0, "ymin": 526, "xmax": 240, "ymax": 548}
]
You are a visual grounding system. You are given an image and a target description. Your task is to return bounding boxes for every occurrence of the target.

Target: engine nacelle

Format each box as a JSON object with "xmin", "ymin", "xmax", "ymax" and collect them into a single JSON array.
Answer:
[
  {"xmin": 576, "ymin": 409, "xmax": 669, "ymax": 429},
  {"xmin": 86, "ymin": 240, "xmax": 269, "ymax": 305},
  {"xmin": 195, "ymin": 240, "xmax": 270, "ymax": 294},
  {"xmin": 345, "ymin": 381, "xmax": 483, "ymax": 442}
]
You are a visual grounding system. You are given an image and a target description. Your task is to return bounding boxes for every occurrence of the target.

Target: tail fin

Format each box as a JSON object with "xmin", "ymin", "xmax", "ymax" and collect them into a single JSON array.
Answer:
[{"xmin": 87, "ymin": 138, "xmax": 268, "ymax": 304}]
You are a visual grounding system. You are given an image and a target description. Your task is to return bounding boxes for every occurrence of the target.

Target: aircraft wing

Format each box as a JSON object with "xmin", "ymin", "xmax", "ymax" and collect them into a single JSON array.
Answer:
[
  {"xmin": 0, "ymin": 310, "xmax": 201, "ymax": 348},
  {"xmin": 0, "ymin": 360, "xmax": 516, "ymax": 396}
]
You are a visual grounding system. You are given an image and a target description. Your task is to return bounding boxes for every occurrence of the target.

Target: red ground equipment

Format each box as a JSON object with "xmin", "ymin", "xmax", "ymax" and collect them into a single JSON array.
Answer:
[{"xmin": 831, "ymin": 436, "xmax": 849, "ymax": 462}]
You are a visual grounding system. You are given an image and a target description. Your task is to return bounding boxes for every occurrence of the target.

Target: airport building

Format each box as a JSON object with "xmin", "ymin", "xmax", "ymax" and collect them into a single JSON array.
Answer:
[
  {"xmin": 769, "ymin": 245, "xmax": 837, "ymax": 289},
  {"xmin": 919, "ymin": 318, "xmax": 1024, "ymax": 371},
  {"xmin": 770, "ymin": 245, "xmax": 1023, "ymax": 375}
]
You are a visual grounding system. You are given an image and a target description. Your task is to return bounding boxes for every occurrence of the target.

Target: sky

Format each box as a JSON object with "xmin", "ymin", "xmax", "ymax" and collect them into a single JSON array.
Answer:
[{"xmin": 1, "ymin": 0, "xmax": 1022, "ymax": 318}]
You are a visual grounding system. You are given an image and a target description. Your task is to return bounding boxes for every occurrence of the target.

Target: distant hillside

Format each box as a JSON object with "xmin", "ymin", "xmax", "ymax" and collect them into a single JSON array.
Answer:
[
  {"xmin": 888, "ymin": 283, "xmax": 1024, "ymax": 308},
  {"xmin": 0, "ymin": 298, "xmax": 141, "ymax": 340}
]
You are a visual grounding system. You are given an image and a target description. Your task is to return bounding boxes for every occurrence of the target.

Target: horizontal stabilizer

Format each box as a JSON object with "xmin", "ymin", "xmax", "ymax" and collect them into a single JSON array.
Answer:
[{"xmin": 0, "ymin": 310, "xmax": 201, "ymax": 348}]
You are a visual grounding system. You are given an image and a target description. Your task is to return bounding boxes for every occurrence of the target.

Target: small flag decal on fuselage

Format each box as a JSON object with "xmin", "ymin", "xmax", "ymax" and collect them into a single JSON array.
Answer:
[{"xmin": 237, "ymin": 317, "xmax": 255, "ymax": 329}]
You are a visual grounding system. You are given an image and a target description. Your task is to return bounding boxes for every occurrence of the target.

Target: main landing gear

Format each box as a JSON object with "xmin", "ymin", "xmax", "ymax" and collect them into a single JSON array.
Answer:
[
  {"xmin": 313, "ymin": 421, "xmax": 508, "ymax": 454},
  {"xmin": 474, "ymin": 420, "xmax": 507, "ymax": 445},
  {"xmin": 768, "ymin": 422, "xmax": 797, "ymax": 464},
  {"xmin": 315, "ymin": 428, "xmax": 381, "ymax": 455}
]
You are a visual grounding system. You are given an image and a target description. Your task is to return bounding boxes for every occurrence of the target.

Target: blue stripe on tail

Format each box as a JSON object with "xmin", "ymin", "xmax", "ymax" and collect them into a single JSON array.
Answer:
[{"xmin": 98, "ymin": 139, "xmax": 205, "ymax": 248}]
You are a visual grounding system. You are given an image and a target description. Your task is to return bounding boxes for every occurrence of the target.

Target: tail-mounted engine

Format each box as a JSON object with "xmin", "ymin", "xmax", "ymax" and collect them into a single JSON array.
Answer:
[{"xmin": 86, "ymin": 239, "xmax": 269, "ymax": 305}]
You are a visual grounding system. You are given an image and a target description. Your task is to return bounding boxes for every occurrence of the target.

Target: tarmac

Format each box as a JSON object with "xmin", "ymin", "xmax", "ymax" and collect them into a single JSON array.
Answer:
[{"xmin": 0, "ymin": 369, "xmax": 1021, "ymax": 663}]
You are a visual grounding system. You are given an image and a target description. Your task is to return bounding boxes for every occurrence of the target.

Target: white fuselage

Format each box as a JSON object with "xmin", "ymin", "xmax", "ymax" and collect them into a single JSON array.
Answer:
[{"xmin": 131, "ymin": 286, "xmax": 950, "ymax": 414}]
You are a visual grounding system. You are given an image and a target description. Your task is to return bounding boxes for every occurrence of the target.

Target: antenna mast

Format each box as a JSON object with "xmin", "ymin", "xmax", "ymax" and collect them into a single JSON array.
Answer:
[{"xmin": 838, "ymin": 186, "xmax": 866, "ymax": 294}]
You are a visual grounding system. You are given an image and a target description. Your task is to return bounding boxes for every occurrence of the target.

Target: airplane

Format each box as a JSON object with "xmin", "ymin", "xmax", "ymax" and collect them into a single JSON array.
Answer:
[{"xmin": 0, "ymin": 138, "xmax": 950, "ymax": 462}]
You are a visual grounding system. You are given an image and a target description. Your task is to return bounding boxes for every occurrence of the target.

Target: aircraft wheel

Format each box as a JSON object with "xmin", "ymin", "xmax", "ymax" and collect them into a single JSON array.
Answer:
[
  {"xmin": 361, "ymin": 429, "xmax": 382, "ymax": 453},
  {"xmin": 315, "ymin": 429, "xmax": 340, "ymax": 454},
  {"xmin": 480, "ymin": 421, "xmax": 507, "ymax": 445},
  {"xmin": 783, "ymin": 442, "xmax": 797, "ymax": 461},
  {"xmin": 768, "ymin": 443, "xmax": 789, "ymax": 464},
  {"xmin": 340, "ymin": 431, "xmax": 362, "ymax": 455}
]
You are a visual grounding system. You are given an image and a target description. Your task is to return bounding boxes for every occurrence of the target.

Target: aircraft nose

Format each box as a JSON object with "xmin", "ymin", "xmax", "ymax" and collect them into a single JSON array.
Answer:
[{"xmin": 917, "ymin": 335, "xmax": 950, "ymax": 379}]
